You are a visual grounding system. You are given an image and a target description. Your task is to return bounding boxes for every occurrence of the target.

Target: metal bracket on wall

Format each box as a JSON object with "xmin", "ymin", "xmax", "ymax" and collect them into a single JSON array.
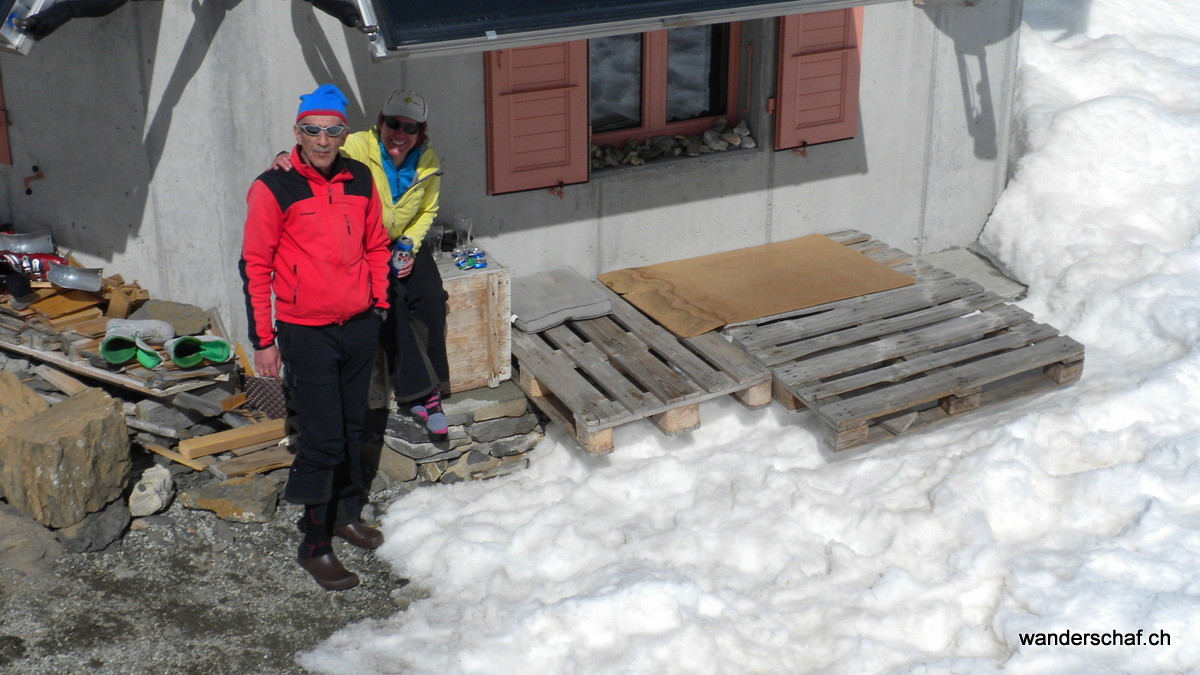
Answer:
[
  {"xmin": 22, "ymin": 165, "xmax": 43, "ymax": 195},
  {"xmin": 792, "ymin": 142, "xmax": 808, "ymax": 158},
  {"xmin": 548, "ymin": 181, "xmax": 565, "ymax": 199}
]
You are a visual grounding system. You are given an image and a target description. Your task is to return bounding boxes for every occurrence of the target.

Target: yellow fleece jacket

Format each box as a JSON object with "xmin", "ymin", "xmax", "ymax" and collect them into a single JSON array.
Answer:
[{"xmin": 340, "ymin": 128, "xmax": 441, "ymax": 252}]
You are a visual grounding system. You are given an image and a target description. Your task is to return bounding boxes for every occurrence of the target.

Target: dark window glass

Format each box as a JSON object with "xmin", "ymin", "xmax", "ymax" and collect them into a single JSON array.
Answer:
[{"xmin": 589, "ymin": 34, "xmax": 643, "ymax": 133}]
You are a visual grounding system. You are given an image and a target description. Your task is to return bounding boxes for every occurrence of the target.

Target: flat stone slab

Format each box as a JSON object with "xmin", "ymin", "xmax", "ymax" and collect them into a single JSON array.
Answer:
[
  {"xmin": 442, "ymin": 381, "xmax": 528, "ymax": 426},
  {"xmin": 178, "ymin": 475, "xmax": 278, "ymax": 523}
]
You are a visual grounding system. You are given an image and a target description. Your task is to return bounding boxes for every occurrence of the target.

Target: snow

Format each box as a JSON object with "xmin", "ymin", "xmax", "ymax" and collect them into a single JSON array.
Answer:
[{"xmin": 300, "ymin": 1, "xmax": 1200, "ymax": 671}]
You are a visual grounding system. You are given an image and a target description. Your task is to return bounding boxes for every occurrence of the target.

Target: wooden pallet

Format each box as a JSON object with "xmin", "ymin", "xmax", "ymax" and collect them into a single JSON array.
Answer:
[
  {"xmin": 511, "ymin": 283, "xmax": 772, "ymax": 453},
  {"xmin": 725, "ymin": 230, "xmax": 1085, "ymax": 451}
]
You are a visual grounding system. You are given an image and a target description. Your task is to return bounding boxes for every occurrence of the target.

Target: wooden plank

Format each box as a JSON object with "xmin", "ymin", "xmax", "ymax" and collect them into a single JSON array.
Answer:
[
  {"xmin": 571, "ymin": 316, "xmax": 700, "ymax": 404},
  {"xmin": 229, "ymin": 439, "xmax": 282, "ymax": 456},
  {"xmin": 32, "ymin": 364, "xmax": 91, "ymax": 395},
  {"xmin": 46, "ymin": 307, "xmax": 104, "ymax": 330},
  {"xmin": 61, "ymin": 316, "xmax": 110, "ymax": 339},
  {"xmin": 221, "ymin": 392, "xmax": 247, "ymax": 411},
  {"xmin": 730, "ymin": 276, "xmax": 981, "ymax": 351},
  {"xmin": 595, "ymin": 284, "xmax": 735, "ymax": 393},
  {"xmin": 511, "ymin": 329, "xmax": 628, "ymax": 428},
  {"xmin": 683, "ymin": 331, "xmax": 769, "ymax": 387},
  {"xmin": 513, "ymin": 364, "xmax": 614, "ymax": 453},
  {"xmin": 235, "ymin": 344, "xmax": 256, "ymax": 377},
  {"xmin": 775, "ymin": 304, "xmax": 1034, "ymax": 385},
  {"xmin": 752, "ymin": 289, "xmax": 1001, "ymax": 367},
  {"xmin": 798, "ymin": 321, "xmax": 1060, "ymax": 401},
  {"xmin": 210, "ymin": 446, "xmax": 294, "ymax": 479},
  {"xmin": 144, "ymin": 442, "xmax": 207, "ymax": 471},
  {"xmin": 0, "ymin": 334, "xmax": 210, "ymax": 397},
  {"xmin": 176, "ymin": 418, "xmax": 288, "ymax": 459},
  {"xmin": 541, "ymin": 324, "xmax": 654, "ymax": 414},
  {"xmin": 821, "ymin": 335, "xmax": 1084, "ymax": 428},
  {"xmin": 31, "ymin": 290, "xmax": 102, "ymax": 319}
]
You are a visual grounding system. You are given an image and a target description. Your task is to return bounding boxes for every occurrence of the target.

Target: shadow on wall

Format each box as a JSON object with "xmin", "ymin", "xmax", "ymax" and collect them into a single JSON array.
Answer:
[
  {"xmin": 920, "ymin": 1, "xmax": 1022, "ymax": 161},
  {"xmin": 1021, "ymin": 0, "xmax": 1091, "ymax": 40}
]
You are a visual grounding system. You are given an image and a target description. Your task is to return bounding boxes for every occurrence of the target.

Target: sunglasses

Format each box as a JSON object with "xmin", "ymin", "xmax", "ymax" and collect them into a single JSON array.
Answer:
[
  {"xmin": 383, "ymin": 117, "xmax": 422, "ymax": 134},
  {"xmin": 297, "ymin": 123, "xmax": 347, "ymax": 137}
]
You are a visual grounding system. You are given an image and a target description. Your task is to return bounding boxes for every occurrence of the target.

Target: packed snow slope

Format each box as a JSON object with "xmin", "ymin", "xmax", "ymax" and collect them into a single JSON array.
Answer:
[{"xmin": 303, "ymin": 1, "xmax": 1200, "ymax": 671}]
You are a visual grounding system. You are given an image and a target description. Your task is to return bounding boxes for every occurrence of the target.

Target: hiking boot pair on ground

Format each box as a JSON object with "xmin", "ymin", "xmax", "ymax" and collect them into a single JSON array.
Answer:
[{"xmin": 297, "ymin": 522, "xmax": 384, "ymax": 591}]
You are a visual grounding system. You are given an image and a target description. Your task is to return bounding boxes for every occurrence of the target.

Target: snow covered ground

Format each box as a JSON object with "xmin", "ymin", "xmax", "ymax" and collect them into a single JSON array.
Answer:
[{"xmin": 302, "ymin": 1, "xmax": 1200, "ymax": 671}]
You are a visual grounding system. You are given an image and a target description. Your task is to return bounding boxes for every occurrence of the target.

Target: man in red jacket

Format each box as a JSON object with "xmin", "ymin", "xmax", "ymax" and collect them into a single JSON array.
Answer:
[{"xmin": 241, "ymin": 84, "xmax": 392, "ymax": 591}]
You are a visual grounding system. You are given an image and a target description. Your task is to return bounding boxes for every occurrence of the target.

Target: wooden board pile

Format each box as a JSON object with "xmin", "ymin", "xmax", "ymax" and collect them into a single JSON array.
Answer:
[{"xmin": 0, "ymin": 272, "xmax": 291, "ymax": 479}]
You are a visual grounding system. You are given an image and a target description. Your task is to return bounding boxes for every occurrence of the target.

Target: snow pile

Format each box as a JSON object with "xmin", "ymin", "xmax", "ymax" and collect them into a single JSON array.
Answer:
[{"xmin": 301, "ymin": 1, "xmax": 1200, "ymax": 672}]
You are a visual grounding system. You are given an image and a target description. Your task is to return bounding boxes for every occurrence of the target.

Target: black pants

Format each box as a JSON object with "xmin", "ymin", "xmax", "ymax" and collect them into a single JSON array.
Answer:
[
  {"xmin": 384, "ymin": 245, "xmax": 450, "ymax": 402},
  {"xmin": 277, "ymin": 311, "xmax": 379, "ymax": 524}
]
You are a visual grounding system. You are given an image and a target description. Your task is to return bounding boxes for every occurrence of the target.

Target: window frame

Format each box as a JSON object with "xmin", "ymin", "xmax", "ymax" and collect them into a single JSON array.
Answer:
[{"xmin": 590, "ymin": 22, "xmax": 742, "ymax": 149}]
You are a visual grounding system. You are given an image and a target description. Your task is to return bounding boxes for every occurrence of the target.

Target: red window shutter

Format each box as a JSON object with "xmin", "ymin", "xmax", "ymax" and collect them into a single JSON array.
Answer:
[
  {"xmin": 485, "ymin": 42, "xmax": 589, "ymax": 195},
  {"xmin": 0, "ymin": 66, "xmax": 11, "ymax": 165},
  {"xmin": 774, "ymin": 8, "xmax": 863, "ymax": 151}
]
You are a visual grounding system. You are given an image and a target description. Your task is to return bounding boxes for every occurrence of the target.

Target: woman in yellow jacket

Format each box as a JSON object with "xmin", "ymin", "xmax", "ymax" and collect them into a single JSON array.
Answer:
[{"xmin": 274, "ymin": 89, "xmax": 450, "ymax": 436}]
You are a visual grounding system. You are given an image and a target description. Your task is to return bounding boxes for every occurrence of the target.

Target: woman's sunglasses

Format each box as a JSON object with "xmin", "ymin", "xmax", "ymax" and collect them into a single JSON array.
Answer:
[
  {"xmin": 297, "ymin": 123, "xmax": 347, "ymax": 137},
  {"xmin": 383, "ymin": 117, "xmax": 422, "ymax": 134}
]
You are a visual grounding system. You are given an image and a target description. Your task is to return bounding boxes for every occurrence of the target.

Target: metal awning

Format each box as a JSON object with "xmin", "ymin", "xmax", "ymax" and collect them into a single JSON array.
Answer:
[{"xmin": 356, "ymin": 0, "xmax": 902, "ymax": 60}]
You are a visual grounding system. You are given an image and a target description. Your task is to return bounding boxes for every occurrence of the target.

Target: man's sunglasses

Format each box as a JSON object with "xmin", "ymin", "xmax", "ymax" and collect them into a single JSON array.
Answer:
[
  {"xmin": 383, "ymin": 117, "xmax": 422, "ymax": 134},
  {"xmin": 297, "ymin": 123, "xmax": 347, "ymax": 137}
]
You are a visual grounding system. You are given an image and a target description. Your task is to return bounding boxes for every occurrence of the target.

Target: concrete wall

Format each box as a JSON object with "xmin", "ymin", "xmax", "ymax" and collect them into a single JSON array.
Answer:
[{"xmin": 0, "ymin": 0, "xmax": 1021, "ymax": 345}]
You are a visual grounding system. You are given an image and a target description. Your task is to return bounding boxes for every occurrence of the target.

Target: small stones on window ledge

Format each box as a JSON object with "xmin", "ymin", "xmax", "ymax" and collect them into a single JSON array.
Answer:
[{"xmin": 590, "ymin": 117, "xmax": 756, "ymax": 170}]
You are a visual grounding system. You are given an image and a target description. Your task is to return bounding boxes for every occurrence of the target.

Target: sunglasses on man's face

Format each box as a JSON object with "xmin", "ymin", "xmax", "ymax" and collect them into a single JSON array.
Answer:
[
  {"xmin": 297, "ymin": 123, "xmax": 347, "ymax": 137},
  {"xmin": 383, "ymin": 117, "xmax": 422, "ymax": 134}
]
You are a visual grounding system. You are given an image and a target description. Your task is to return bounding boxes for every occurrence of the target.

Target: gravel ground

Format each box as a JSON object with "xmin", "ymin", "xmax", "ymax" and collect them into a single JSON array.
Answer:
[{"xmin": 0, "ymin": 464, "xmax": 422, "ymax": 674}]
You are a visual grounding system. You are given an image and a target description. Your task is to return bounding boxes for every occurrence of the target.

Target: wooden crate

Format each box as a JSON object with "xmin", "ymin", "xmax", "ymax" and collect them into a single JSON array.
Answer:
[
  {"xmin": 725, "ymin": 230, "xmax": 1085, "ymax": 452},
  {"xmin": 440, "ymin": 257, "xmax": 511, "ymax": 393},
  {"xmin": 512, "ymin": 283, "xmax": 772, "ymax": 453}
]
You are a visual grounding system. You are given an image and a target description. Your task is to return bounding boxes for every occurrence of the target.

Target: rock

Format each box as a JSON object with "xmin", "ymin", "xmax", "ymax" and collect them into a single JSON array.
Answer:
[
  {"xmin": 57, "ymin": 500, "xmax": 130, "ymax": 553},
  {"xmin": 1, "ymin": 356, "xmax": 31, "ymax": 373},
  {"xmin": 129, "ymin": 519, "xmax": 149, "ymax": 532},
  {"xmin": 732, "ymin": 119, "xmax": 751, "ymax": 137},
  {"xmin": 443, "ymin": 451, "xmax": 500, "ymax": 482},
  {"xmin": 377, "ymin": 448, "xmax": 418, "ymax": 482},
  {"xmin": 681, "ymin": 137, "xmax": 704, "ymax": 156},
  {"xmin": 178, "ymin": 475, "xmax": 278, "ymax": 523},
  {"xmin": 210, "ymin": 519, "xmax": 234, "ymax": 551},
  {"xmin": 135, "ymin": 399, "xmax": 204, "ymax": 431},
  {"xmin": 721, "ymin": 131, "xmax": 742, "ymax": 147},
  {"xmin": 711, "ymin": 116, "xmax": 728, "ymax": 133},
  {"xmin": 473, "ymin": 456, "xmax": 531, "ymax": 480},
  {"xmin": 442, "ymin": 382, "xmax": 528, "ymax": 426},
  {"xmin": 741, "ymin": 135, "xmax": 757, "ymax": 149},
  {"xmin": 140, "ymin": 514, "xmax": 175, "ymax": 528},
  {"xmin": 417, "ymin": 461, "xmax": 445, "ymax": 483},
  {"xmin": 482, "ymin": 430, "xmax": 544, "ymax": 458},
  {"xmin": 467, "ymin": 413, "xmax": 540, "ymax": 443},
  {"xmin": 385, "ymin": 411, "xmax": 432, "ymax": 445},
  {"xmin": 0, "ymin": 503, "xmax": 62, "ymax": 579},
  {"xmin": 385, "ymin": 425, "xmax": 472, "ymax": 460},
  {"xmin": 2, "ymin": 389, "xmax": 130, "ymax": 529},
  {"xmin": 603, "ymin": 147, "xmax": 621, "ymax": 167},
  {"xmin": 129, "ymin": 299, "xmax": 209, "ymax": 336},
  {"xmin": 128, "ymin": 465, "xmax": 174, "ymax": 517},
  {"xmin": 702, "ymin": 130, "xmax": 729, "ymax": 151},
  {"xmin": 0, "ymin": 372, "xmax": 49, "ymax": 435}
]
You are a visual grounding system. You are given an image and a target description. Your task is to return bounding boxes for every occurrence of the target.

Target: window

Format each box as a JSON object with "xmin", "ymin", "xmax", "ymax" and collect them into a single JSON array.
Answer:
[
  {"xmin": 588, "ymin": 23, "xmax": 740, "ymax": 148},
  {"xmin": 485, "ymin": 9, "xmax": 862, "ymax": 195}
]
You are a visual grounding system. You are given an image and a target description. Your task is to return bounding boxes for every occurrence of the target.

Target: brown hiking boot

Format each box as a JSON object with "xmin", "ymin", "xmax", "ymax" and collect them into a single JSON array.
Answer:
[
  {"xmin": 332, "ymin": 522, "xmax": 384, "ymax": 550},
  {"xmin": 297, "ymin": 552, "xmax": 359, "ymax": 591}
]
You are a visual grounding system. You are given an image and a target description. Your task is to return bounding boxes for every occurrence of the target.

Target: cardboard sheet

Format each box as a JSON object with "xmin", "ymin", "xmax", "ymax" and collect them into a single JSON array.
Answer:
[{"xmin": 598, "ymin": 234, "xmax": 915, "ymax": 338}]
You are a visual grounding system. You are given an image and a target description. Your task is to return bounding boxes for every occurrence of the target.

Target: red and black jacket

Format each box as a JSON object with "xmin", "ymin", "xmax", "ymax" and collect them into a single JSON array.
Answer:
[{"xmin": 240, "ymin": 148, "xmax": 390, "ymax": 350}]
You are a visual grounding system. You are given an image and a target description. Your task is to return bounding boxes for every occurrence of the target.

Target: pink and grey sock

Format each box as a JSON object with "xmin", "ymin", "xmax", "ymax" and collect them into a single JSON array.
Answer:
[{"xmin": 410, "ymin": 390, "xmax": 448, "ymax": 435}]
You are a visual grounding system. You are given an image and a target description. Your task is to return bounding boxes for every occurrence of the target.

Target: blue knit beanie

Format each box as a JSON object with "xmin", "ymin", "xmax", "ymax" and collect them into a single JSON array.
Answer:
[{"xmin": 296, "ymin": 84, "xmax": 348, "ymax": 123}]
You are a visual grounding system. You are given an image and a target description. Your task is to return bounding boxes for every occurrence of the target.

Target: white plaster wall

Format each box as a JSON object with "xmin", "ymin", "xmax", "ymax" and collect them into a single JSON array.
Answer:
[{"xmin": 0, "ymin": 0, "xmax": 1021, "ymax": 346}]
